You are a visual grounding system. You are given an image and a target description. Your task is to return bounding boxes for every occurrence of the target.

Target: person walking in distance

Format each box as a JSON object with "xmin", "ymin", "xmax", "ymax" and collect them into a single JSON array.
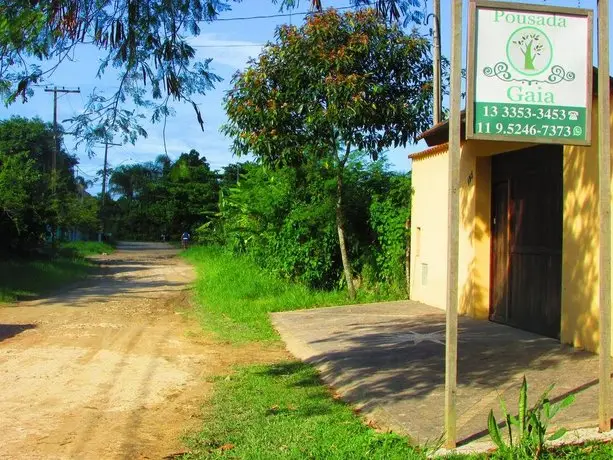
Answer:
[{"xmin": 181, "ymin": 231, "xmax": 190, "ymax": 249}]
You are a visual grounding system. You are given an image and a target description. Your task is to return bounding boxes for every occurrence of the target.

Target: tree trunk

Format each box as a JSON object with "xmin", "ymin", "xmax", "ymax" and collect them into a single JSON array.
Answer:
[
  {"xmin": 523, "ymin": 42, "xmax": 535, "ymax": 70},
  {"xmin": 335, "ymin": 144, "xmax": 356, "ymax": 300}
]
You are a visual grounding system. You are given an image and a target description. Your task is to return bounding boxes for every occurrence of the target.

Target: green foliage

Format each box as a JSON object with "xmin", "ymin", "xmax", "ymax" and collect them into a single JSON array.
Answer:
[
  {"xmin": 0, "ymin": 117, "xmax": 99, "ymax": 253},
  {"xmin": 365, "ymin": 167, "xmax": 412, "ymax": 293},
  {"xmin": 488, "ymin": 376, "xmax": 576, "ymax": 458},
  {"xmin": 2, "ymin": 1, "xmax": 424, "ymax": 151},
  {"xmin": 223, "ymin": 8, "xmax": 432, "ymax": 297},
  {"xmin": 107, "ymin": 150, "xmax": 218, "ymax": 241},
  {"xmin": 181, "ymin": 361, "xmax": 424, "ymax": 459},
  {"xmin": 220, "ymin": 161, "xmax": 339, "ymax": 289},
  {"xmin": 1, "ymin": 0, "xmax": 227, "ymax": 151},
  {"xmin": 0, "ymin": 258, "xmax": 92, "ymax": 303},
  {"xmin": 223, "ymin": 9, "xmax": 433, "ymax": 166},
  {"xmin": 207, "ymin": 156, "xmax": 412, "ymax": 294},
  {"xmin": 538, "ymin": 441, "xmax": 613, "ymax": 459},
  {"xmin": 60, "ymin": 241, "xmax": 115, "ymax": 257},
  {"xmin": 182, "ymin": 245, "xmax": 398, "ymax": 343}
]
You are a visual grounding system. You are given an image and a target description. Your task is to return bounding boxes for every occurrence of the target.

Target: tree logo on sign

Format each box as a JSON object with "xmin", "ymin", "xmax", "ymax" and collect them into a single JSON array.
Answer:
[{"xmin": 506, "ymin": 27, "xmax": 553, "ymax": 76}]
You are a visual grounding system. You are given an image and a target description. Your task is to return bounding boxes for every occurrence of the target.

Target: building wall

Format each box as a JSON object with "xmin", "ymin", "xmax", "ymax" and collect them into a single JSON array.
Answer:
[
  {"xmin": 458, "ymin": 145, "xmax": 477, "ymax": 318},
  {"xmin": 411, "ymin": 141, "xmax": 534, "ymax": 315},
  {"xmin": 410, "ymin": 98, "xmax": 613, "ymax": 355},
  {"xmin": 471, "ymin": 156, "xmax": 492, "ymax": 320},
  {"xmin": 561, "ymin": 96, "xmax": 613, "ymax": 354},
  {"xmin": 410, "ymin": 149, "xmax": 449, "ymax": 309}
]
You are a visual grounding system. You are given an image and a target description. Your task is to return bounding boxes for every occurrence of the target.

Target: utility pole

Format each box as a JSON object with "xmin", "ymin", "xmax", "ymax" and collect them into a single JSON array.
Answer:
[
  {"xmin": 101, "ymin": 141, "xmax": 122, "ymax": 209},
  {"xmin": 432, "ymin": 0, "xmax": 442, "ymax": 125},
  {"xmin": 44, "ymin": 86, "xmax": 80, "ymax": 245},
  {"xmin": 99, "ymin": 141, "xmax": 122, "ymax": 242},
  {"xmin": 44, "ymin": 86, "xmax": 80, "ymax": 190}
]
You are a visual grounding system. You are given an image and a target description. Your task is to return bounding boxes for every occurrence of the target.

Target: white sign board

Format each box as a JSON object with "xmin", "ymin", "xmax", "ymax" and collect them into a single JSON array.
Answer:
[{"xmin": 467, "ymin": 1, "xmax": 593, "ymax": 145}]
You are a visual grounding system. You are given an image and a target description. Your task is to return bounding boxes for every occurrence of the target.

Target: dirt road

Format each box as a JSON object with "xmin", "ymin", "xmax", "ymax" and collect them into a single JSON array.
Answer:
[{"xmin": 0, "ymin": 242, "xmax": 266, "ymax": 459}]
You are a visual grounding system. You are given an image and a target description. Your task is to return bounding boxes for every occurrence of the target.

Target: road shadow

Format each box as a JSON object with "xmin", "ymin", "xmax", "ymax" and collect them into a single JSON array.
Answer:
[
  {"xmin": 9, "ymin": 242, "xmax": 191, "ymax": 308},
  {"xmin": 272, "ymin": 301, "xmax": 599, "ymax": 443},
  {"xmin": 0, "ymin": 324, "xmax": 36, "ymax": 343}
]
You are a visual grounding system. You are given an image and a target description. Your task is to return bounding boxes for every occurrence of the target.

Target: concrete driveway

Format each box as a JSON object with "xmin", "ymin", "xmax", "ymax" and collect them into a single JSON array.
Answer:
[{"xmin": 271, "ymin": 301, "xmax": 605, "ymax": 446}]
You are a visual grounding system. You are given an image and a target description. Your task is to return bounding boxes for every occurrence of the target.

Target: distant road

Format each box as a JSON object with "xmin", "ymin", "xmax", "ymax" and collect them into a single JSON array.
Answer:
[{"xmin": 0, "ymin": 242, "xmax": 211, "ymax": 458}]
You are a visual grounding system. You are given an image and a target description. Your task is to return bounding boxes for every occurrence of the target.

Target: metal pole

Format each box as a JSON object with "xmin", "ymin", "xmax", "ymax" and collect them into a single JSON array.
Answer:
[
  {"xmin": 445, "ymin": 0, "xmax": 463, "ymax": 449},
  {"xmin": 52, "ymin": 88, "xmax": 58, "ymax": 191},
  {"xmin": 101, "ymin": 141, "xmax": 110, "ymax": 210},
  {"xmin": 433, "ymin": 0, "xmax": 442, "ymax": 125},
  {"xmin": 598, "ymin": 0, "xmax": 612, "ymax": 433},
  {"xmin": 99, "ymin": 141, "xmax": 121, "ymax": 242},
  {"xmin": 44, "ymin": 87, "xmax": 80, "ymax": 192}
]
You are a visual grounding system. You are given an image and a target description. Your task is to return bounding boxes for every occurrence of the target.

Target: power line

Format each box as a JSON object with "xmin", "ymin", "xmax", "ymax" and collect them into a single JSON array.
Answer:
[
  {"xmin": 75, "ymin": 166, "xmax": 99, "ymax": 178},
  {"xmin": 191, "ymin": 43, "xmax": 264, "ymax": 48},
  {"xmin": 211, "ymin": 4, "xmax": 357, "ymax": 22}
]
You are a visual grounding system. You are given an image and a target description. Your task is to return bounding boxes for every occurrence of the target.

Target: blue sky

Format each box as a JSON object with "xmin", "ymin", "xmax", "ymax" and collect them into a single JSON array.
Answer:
[{"xmin": 3, "ymin": 0, "xmax": 610, "ymax": 193}]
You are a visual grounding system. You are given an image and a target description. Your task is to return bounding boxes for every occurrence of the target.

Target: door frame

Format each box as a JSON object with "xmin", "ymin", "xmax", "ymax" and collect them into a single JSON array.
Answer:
[
  {"xmin": 488, "ymin": 145, "xmax": 563, "ymax": 338},
  {"xmin": 489, "ymin": 178, "xmax": 511, "ymax": 324}
]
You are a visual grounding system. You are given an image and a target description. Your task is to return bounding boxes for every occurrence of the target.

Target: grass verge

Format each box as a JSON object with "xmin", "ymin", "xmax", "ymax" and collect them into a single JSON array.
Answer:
[
  {"xmin": 182, "ymin": 245, "xmax": 611, "ymax": 459},
  {"xmin": 0, "ymin": 241, "xmax": 113, "ymax": 303},
  {"xmin": 59, "ymin": 240, "xmax": 115, "ymax": 256},
  {"xmin": 182, "ymin": 245, "xmax": 398, "ymax": 343},
  {"xmin": 182, "ymin": 361, "xmax": 426, "ymax": 459}
]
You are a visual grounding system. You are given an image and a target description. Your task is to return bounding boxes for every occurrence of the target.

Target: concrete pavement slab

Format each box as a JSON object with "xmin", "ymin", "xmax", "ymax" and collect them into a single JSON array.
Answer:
[{"xmin": 271, "ymin": 300, "xmax": 603, "ymax": 447}]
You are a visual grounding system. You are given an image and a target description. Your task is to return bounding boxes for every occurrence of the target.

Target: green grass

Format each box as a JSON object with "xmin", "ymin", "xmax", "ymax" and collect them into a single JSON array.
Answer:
[
  {"xmin": 0, "ymin": 241, "xmax": 111, "ymax": 303},
  {"xmin": 182, "ymin": 245, "xmax": 397, "ymax": 343},
  {"xmin": 182, "ymin": 361, "xmax": 428, "ymax": 459},
  {"xmin": 541, "ymin": 441, "xmax": 613, "ymax": 459},
  {"xmin": 60, "ymin": 240, "xmax": 115, "ymax": 256}
]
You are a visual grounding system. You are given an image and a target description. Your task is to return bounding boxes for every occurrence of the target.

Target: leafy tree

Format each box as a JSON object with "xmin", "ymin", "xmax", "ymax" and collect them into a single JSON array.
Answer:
[
  {"xmin": 0, "ymin": 117, "xmax": 99, "ymax": 252},
  {"xmin": 108, "ymin": 149, "xmax": 218, "ymax": 240},
  {"xmin": 167, "ymin": 149, "xmax": 219, "ymax": 233},
  {"xmin": 367, "ymin": 169, "xmax": 412, "ymax": 293},
  {"xmin": 223, "ymin": 9, "xmax": 433, "ymax": 298},
  {"xmin": 210, "ymin": 154, "xmax": 413, "ymax": 294},
  {"xmin": 218, "ymin": 161, "xmax": 253, "ymax": 189}
]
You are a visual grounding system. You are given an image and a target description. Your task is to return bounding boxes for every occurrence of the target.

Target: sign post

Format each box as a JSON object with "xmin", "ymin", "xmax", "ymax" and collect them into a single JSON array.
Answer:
[
  {"xmin": 597, "ymin": 0, "xmax": 611, "ymax": 433},
  {"xmin": 467, "ymin": 1, "xmax": 593, "ymax": 146},
  {"xmin": 460, "ymin": 0, "xmax": 611, "ymax": 444},
  {"xmin": 445, "ymin": 0, "xmax": 463, "ymax": 449}
]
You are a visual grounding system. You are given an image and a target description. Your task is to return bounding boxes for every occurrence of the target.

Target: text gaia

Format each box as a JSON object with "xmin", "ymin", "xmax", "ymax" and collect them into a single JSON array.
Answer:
[{"xmin": 507, "ymin": 86, "xmax": 555, "ymax": 104}]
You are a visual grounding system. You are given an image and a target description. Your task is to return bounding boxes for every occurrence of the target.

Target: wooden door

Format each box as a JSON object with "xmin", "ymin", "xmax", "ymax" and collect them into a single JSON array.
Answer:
[
  {"xmin": 491, "ymin": 181, "xmax": 510, "ymax": 324},
  {"xmin": 490, "ymin": 146, "xmax": 562, "ymax": 339}
]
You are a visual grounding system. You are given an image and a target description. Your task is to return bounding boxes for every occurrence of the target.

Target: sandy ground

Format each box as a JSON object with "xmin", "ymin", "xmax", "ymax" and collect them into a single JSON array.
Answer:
[{"xmin": 0, "ymin": 242, "xmax": 283, "ymax": 460}]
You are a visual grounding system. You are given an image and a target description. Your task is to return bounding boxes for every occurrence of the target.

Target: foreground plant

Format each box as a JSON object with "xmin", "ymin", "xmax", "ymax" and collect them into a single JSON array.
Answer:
[{"xmin": 488, "ymin": 376, "xmax": 575, "ymax": 458}]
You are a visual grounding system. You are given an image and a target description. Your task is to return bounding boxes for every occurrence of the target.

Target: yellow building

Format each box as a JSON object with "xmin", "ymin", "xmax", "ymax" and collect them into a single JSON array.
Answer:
[{"xmin": 409, "ymin": 79, "xmax": 613, "ymax": 354}]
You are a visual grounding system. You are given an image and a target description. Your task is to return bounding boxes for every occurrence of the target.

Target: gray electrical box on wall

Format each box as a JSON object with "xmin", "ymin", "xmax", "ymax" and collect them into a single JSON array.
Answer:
[{"xmin": 421, "ymin": 263, "xmax": 428, "ymax": 286}]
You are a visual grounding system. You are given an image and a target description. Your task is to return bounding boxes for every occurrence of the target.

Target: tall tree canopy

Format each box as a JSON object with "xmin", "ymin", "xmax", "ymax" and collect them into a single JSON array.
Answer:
[
  {"xmin": 107, "ymin": 149, "xmax": 218, "ymax": 240},
  {"xmin": 0, "ymin": 117, "xmax": 98, "ymax": 252},
  {"xmin": 223, "ymin": 9, "xmax": 433, "ymax": 297},
  {"xmin": 1, "ymin": 1, "xmax": 425, "ymax": 151}
]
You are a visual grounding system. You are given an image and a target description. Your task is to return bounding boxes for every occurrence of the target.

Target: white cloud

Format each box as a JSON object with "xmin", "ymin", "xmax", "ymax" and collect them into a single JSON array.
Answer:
[{"xmin": 189, "ymin": 33, "xmax": 264, "ymax": 70}]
